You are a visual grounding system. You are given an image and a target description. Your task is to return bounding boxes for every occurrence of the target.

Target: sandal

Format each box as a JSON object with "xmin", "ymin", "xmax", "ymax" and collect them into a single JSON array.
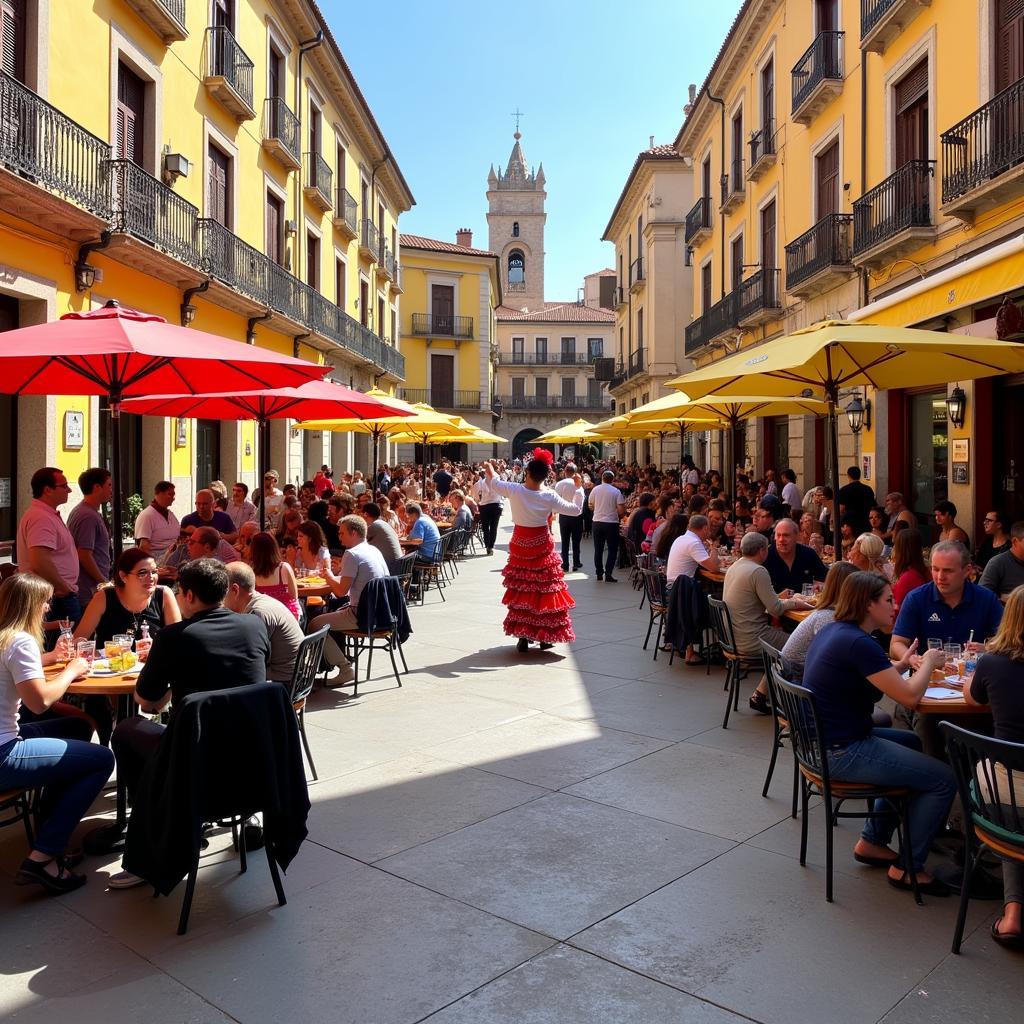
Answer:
[
  {"xmin": 15, "ymin": 856, "xmax": 87, "ymax": 895},
  {"xmin": 991, "ymin": 919, "xmax": 1024, "ymax": 949},
  {"xmin": 887, "ymin": 869, "xmax": 951, "ymax": 897},
  {"xmin": 853, "ymin": 849, "xmax": 899, "ymax": 868}
]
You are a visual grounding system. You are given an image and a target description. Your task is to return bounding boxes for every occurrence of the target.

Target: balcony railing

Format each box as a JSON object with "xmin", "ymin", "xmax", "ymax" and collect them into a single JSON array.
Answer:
[
  {"xmin": 399, "ymin": 389, "xmax": 482, "ymax": 410},
  {"xmin": 304, "ymin": 152, "xmax": 332, "ymax": 208},
  {"xmin": 748, "ymin": 119, "xmax": 777, "ymax": 177},
  {"xmin": 411, "ymin": 313, "xmax": 473, "ymax": 339},
  {"xmin": 791, "ymin": 31, "xmax": 844, "ymax": 119},
  {"xmin": 721, "ymin": 159, "xmax": 744, "ymax": 210},
  {"xmin": 501, "ymin": 394, "xmax": 612, "ymax": 412},
  {"xmin": 862, "ymin": 0, "xmax": 897, "ymax": 36},
  {"xmin": 124, "ymin": 0, "xmax": 188, "ymax": 41},
  {"xmin": 685, "ymin": 195, "xmax": 713, "ymax": 243},
  {"xmin": 0, "ymin": 72, "xmax": 112, "ymax": 219},
  {"xmin": 684, "ymin": 291, "xmax": 739, "ymax": 356},
  {"xmin": 853, "ymin": 159, "xmax": 935, "ymax": 258},
  {"xmin": 360, "ymin": 218, "xmax": 380, "ymax": 259},
  {"xmin": 379, "ymin": 244, "xmax": 396, "ymax": 280},
  {"xmin": 785, "ymin": 213, "xmax": 854, "ymax": 292},
  {"xmin": 737, "ymin": 267, "xmax": 782, "ymax": 323},
  {"xmin": 503, "ymin": 351, "xmax": 592, "ymax": 365},
  {"xmin": 627, "ymin": 346, "xmax": 645, "ymax": 377},
  {"xmin": 614, "ymin": 283, "xmax": 627, "ymax": 306},
  {"xmin": 941, "ymin": 77, "xmax": 1024, "ymax": 206},
  {"xmin": 334, "ymin": 186, "xmax": 357, "ymax": 234},
  {"xmin": 205, "ymin": 26, "xmax": 254, "ymax": 117},
  {"xmin": 108, "ymin": 159, "xmax": 200, "ymax": 267},
  {"xmin": 629, "ymin": 256, "xmax": 645, "ymax": 288},
  {"xmin": 262, "ymin": 97, "xmax": 300, "ymax": 167}
]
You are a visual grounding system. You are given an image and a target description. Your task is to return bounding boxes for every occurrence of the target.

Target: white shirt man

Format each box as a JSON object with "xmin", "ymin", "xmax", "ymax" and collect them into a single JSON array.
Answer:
[
  {"xmin": 588, "ymin": 475, "xmax": 625, "ymax": 524},
  {"xmin": 227, "ymin": 483, "xmax": 259, "ymax": 530},
  {"xmin": 134, "ymin": 481, "xmax": 180, "ymax": 562},
  {"xmin": 588, "ymin": 470, "xmax": 625, "ymax": 582},
  {"xmin": 781, "ymin": 472, "xmax": 802, "ymax": 511},
  {"xmin": 666, "ymin": 515, "xmax": 719, "ymax": 585}
]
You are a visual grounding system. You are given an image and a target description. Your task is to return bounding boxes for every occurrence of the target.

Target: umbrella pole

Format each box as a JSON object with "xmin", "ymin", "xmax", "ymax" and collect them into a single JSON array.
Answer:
[
  {"xmin": 372, "ymin": 430, "xmax": 379, "ymax": 500},
  {"xmin": 258, "ymin": 415, "xmax": 268, "ymax": 532},
  {"xmin": 827, "ymin": 392, "xmax": 841, "ymax": 555},
  {"xmin": 111, "ymin": 398, "xmax": 124, "ymax": 559}
]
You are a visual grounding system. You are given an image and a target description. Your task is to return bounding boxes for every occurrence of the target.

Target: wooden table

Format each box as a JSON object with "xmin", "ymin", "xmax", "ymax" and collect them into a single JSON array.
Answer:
[
  {"xmin": 698, "ymin": 568, "xmax": 726, "ymax": 586},
  {"xmin": 296, "ymin": 579, "xmax": 332, "ymax": 599},
  {"xmin": 784, "ymin": 607, "xmax": 814, "ymax": 624},
  {"xmin": 917, "ymin": 683, "xmax": 990, "ymax": 715}
]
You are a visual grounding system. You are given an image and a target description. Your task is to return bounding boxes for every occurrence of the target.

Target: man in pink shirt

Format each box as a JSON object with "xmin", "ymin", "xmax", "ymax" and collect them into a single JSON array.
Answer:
[{"xmin": 17, "ymin": 466, "xmax": 82, "ymax": 627}]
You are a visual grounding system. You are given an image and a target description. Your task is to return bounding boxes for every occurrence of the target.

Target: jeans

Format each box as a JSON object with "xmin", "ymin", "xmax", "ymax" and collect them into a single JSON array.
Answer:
[
  {"xmin": 479, "ymin": 503, "xmax": 502, "ymax": 552},
  {"xmin": 559, "ymin": 514, "xmax": 583, "ymax": 569},
  {"xmin": 0, "ymin": 719, "xmax": 114, "ymax": 856},
  {"xmin": 827, "ymin": 727, "xmax": 956, "ymax": 872},
  {"xmin": 309, "ymin": 607, "xmax": 358, "ymax": 667},
  {"xmin": 592, "ymin": 522, "xmax": 620, "ymax": 578},
  {"xmin": 110, "ymin": 717, "xmax": 165, "ymax": 803}
]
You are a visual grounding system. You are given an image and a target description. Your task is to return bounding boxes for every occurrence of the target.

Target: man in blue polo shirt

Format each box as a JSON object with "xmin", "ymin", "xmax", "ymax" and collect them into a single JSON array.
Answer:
[
  {"xmin": 891, "ymin": 540, "xmax": 1003, "ymax": 662},
  {"xmin": 404, "ymin": 501, "xmax": 441, "ymax": 563}
]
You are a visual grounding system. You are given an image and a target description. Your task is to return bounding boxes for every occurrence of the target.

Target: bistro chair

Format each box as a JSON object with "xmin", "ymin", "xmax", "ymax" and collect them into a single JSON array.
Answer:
[
  {"xmin": 412, "ymin": 536, "xmax": 448, "ymax": 604},
  {"xmin": 444, "ymin": 527, "xmax": 465, "ymax": 577},
  {"xmin": 336, "ymin": 576, "xmax": 408, "ymax": 695},
  {"xmin": 940, "ymin": 722, "xmax": 1024, "ymax": 954},
  {"xmin": 760, "ymin": 639, "xmax": 799, "ymax": 819},
  {"xmin": 640, "ymin": 568, "xmax": 671, "ymax": 663},
  {"xmin": 390, "ymin": 551, "xmax": 419, "ymax": 602},
  {"xmin": 635, "ymin": 551, "xmax": 651, "ymax": 609},
  {"xmin": 288, "ymin": 625, "xmax": 329, "ymax": 782},
  {"xmin": 0, "ymin": 786, "xmax": 37, "ymax": 847},
  {"xmin": 774, "ymin": 673, "xmax": 919, "ymax": 904},
  {"xmin": 707, "ymin": 596, "xmax": 763, "ymax": 729}
]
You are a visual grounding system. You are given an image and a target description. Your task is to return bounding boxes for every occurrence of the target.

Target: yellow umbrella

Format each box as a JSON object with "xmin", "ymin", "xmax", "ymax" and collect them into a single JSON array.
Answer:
[
  {"xmin": 464, "ymin": 427, "xmax": 508, "ymax": 444},
  {"xmin": 667, "ymin": 319, "xmax": 1024, "ymax": 548},
  {"xmin": 533, "ymin": 418, "xmax": 602, "ymax": 445}
]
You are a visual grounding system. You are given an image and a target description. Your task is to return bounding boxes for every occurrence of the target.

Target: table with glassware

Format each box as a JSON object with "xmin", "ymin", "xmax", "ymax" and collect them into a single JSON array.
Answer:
[{"xmin": 916, "ymin": 640, "xmax": 991, "ymax": 714}]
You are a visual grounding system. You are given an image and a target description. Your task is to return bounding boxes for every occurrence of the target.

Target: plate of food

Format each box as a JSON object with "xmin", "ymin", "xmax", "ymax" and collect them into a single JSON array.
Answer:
[
  {"xmin": 297, "ymin": 576, "xmax": 327, "ymax": 587},
  {"xmin": 91, "ymin": 653, "xmax": 141, "ymax": 676}
]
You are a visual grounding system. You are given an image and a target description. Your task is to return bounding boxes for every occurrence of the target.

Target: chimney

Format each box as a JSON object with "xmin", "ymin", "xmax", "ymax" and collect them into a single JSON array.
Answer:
[
  {"xmin": 683, "ymin": 82, "xmax": 697, "ymax": 117},
  {"xmin": 456, "ymin": 227, "xmax": 473, "ymax": 248},
  {"xmin": 649, "ymin": 135, "xmax": 655, "ymax": 149}
]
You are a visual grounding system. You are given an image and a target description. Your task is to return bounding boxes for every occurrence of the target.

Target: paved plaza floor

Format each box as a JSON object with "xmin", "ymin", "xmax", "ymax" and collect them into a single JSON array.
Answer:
[{"xmin": 1, "ymin": 523, "xmax": 1021, "ymax": 1022}]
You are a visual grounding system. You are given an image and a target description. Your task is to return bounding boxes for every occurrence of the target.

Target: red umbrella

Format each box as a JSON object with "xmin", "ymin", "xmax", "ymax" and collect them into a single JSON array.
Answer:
[
  {"xmin": 121, "ymin": 381, "xmax": 413, "ymax": 528},
  {"xmin": 0, "ymin": 300, "xmax": 329, "ymax": 550}
]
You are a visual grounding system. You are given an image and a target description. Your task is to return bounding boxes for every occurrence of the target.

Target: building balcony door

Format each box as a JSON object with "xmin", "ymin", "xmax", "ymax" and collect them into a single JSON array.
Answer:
[
  {"xmin": 430, "ymin": 353, "xmax": 454, "ymax": 409},
  {"xmin": 908, "ymin": 391, "xmax": 947, "ymax": 532},
  {"xmin": 195, "ymin": 419, "xmax": 221, "ymax": 491},
  {"xmin": 431, "ymin": 284, "xmax": 454, "ymax": 335}
]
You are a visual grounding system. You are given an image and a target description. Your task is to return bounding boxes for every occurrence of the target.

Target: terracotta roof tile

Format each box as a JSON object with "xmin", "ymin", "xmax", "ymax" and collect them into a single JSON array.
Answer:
[
  {"xmin": 400, "ymin": 234, "xmax": 499, "ymax": 258},
  {"xmin": 496, "ymin": 301, "xmax": 615, "ymax": 324}
]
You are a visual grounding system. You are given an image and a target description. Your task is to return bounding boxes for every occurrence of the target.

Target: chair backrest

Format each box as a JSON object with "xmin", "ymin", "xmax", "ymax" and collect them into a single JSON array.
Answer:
[
  {"xmin": 772, "ymin": 673, "xmax": 829, "ymax": 784},
  {"xmin": 444, "ymin": 528, "xmax": 464, "ymax": 560},
  {"xmin": 640, "ymin": 567, "xmax": 666, "ymax": 608},
  {"xmin": 391, "ymin": 551, "xmax": 418, "ymax": 596},
  {"xmin": 941, "ymin": 722, "xmax": 1024, "ymax": 855},
  {"xmin": 356, "ymin": 574, "xmax": 405, "ymax": 634},
  {"xmin": 289, "ymin": 625, "xmax": 329, "ymax": 705},
  {"xmin": 759, "ymin": 639, "xmax": 788, "ymax": 715},
  {"xmin": 707, "ymin": 595, "xmax": 739, "ymax": 657}
]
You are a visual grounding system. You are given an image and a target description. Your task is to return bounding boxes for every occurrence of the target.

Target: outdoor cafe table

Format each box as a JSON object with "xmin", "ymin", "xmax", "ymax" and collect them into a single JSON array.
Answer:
[{"xmin": 295, "ymin": 578, "xmax": 332, "ymax": 599}]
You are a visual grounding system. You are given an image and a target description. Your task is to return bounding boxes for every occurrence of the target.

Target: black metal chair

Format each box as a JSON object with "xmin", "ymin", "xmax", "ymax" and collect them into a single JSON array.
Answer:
[
  {"xmin": 412, "ymin": 533, "xmax": 449, "ymax": 604},
  {"xmin": 337, "ymin": 576, "xmax": 408, "ymax": 694},
  {"xmin": 443, "ymin": 527, "xmax": 465, "ymax": 577},
  {"xmin": 640, "ymin": 568, "xmax": 671, "ymax": 663},
  {"xmin": 707, "ymin": 596, "xmax": 763, "ymax": 728},
  {"xmin": 0, "ymin": 786, "xmax": 36, "ymax": 847},
  {"xmin": 760, "ymin": 639, "xmax": 799, "ymax": 818},
  {"xmin": 288, "ymin": 625, "xmax": 329, "ymax": 782},
  {"xmin": 774, "ymin": 673, "xmax": 919, "ymax": 904},
  {"xmin": 941, "ymin": 722, "xmax": 1024, "ymax": 953},
  {"xmin": 390, "ymin": 551, "xmax": 418, "ymax": 602}
]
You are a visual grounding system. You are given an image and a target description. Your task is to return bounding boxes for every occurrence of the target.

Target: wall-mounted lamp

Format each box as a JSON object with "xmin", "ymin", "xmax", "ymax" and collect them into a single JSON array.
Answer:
[
  {"xmin": 845, "ymin": 393, "xmax": 871, "ymax": 434},
  {"xmin": 285, "ymin": 218, "xmax": 298, "ymax": 237},
  {"xmin": 163, "ymin": 152, "xmax": 191, "ymax": 185},
  {"xmin": 180, "ymin": 303, "xmax": 197, "ymax": 326},
  {"xmin": 74, "ymin": 262, "xmax": 97, "ymax": 292},
  {"xmin": 946, "ymin": 385, "xmax": 967, "ymax": 428}
]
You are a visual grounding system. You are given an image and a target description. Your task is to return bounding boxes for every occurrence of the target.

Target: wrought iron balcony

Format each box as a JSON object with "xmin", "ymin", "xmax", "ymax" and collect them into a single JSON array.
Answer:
[
  {"xmin": 261, "ymin": 97, "xmax": 300, "ymax": 169},
  {"xmin": 861, "ymin": 0, "xmax": 925, "ymax": 54},
  {"xmin": 941, "ymin": 77, "xmax": 1024, "ymax": 222},
  {"xmin": 627, "ymin": 346, "xmax": 645, "ymax": 377},
  {"xmin": 332, "ymin": 186, "xmax": 357, "ymax": 238},
  {"xmin": 123, "ymin": 0, "xmax": 188, "ymax": 42},
  {"xmin": 785, "ymin": 213, "xmax": 855, "ymax": 296},
  {"xmin": 378, "ymin": 244, "xmax": 396, "ymax": 282},
  {"xmin": 791, "ymin": 31, "xmax": 844, "ymax": 124},
  {"xmin": 737, "ymin": 267, "xmax": 783, "ymax": 327},
  {"xmin": 684, "ymin": 291, "xmax": 739, "ymax": 356},
  {"xmin": 359, "ymin": 218, "xmax": 380, "ymax": 261},
  {"xmin": 721, "ymin": 159, "xmax": 744, "ymax": 213},
  {"xmin": 303, "ymin": 152, "xmax": 332, "ymax": 211},
  {"xmin": 748, "ymin": 119, "xmax": 777, "ymax": 181},
  {"xmin": 204, "ymin": 26, "xmax": 255, "ymax": 120},
  {"xmin": 399, "ymin": 389, "xmax": 482, "ymax": 411},
  {"xmin": 614, "ymin": 283, "xmax": 628, "ymax": 308},
  {"xmin": 629, "ymin": 256, "xmax": 645, "ymax": 292},
  {"xmin": 108, "ymin": 159, "xmax": 201, "ymax": 268},
  {"xmin": 853, "ymin": 159, "xmax": 936, "ymax": 266},
  {"xmin": 0, "ymin": 71, "xmax": 112, "ymax": 221},
  {"xmin": 410, "ymin": 313, "xmax": 473, "ymax": 339},
  {"xmin": 502, "ymin": 351, "xmax": 591, "ymax": 366},
  {"xmin": 500, "ymin": 394, "xmax": 613, "ymax": 412},
  {"xmin": 685, "ymin": 195, "xmax": 713, "ymax": 244}
]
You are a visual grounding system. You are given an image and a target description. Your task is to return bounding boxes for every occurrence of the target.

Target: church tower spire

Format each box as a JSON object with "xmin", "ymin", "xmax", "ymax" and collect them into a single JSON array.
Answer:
[{"xmin": 487, "ymin": 126, "xmax": 547, "ymax": 311}]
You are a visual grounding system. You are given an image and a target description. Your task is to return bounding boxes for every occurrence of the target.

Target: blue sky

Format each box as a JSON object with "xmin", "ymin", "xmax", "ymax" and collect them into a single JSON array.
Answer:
[{"xmin": 323, "ymin": 0, "xmax": 743, "ymax": 302}]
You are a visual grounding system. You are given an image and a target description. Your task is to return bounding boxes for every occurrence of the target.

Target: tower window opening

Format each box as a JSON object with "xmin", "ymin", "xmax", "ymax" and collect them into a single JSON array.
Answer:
[
  {"xmin": 508, "ymin": 249, "xmax": 525, "ymax": 285},
  {"xmin": 512, "ymin": 221, "xmax": 520, "ymax": 237}
]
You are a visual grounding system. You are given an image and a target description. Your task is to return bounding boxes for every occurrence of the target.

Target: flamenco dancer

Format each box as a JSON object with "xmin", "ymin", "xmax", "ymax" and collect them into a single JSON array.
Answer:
[{"xmin": 483, "ymin": 451, "xmax": 584, "ymax": 652}]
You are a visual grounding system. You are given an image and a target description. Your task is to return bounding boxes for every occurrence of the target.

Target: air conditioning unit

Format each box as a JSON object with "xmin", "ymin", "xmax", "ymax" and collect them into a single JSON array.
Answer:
[{"xmin": 593, "ymin": 357, "xmax": 616, "ymax": 381}]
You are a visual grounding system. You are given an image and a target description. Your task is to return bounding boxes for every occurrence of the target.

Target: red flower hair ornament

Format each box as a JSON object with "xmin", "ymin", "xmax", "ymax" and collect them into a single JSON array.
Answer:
[{"xmin": 531, "ymin": 447, "xmax": 554, "ymax": 467}]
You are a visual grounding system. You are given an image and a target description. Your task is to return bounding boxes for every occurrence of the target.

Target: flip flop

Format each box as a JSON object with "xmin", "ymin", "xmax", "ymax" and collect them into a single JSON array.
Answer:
[
  {"xmin": 991, "ymin": 920, "xmax": 1024, "ymax": 949},
  {"xmin": 887, "ymin": 870, "xmax": 951, "ymax": 897},
  {"xmin": 853, "ymin": 850, "xmax": 899, "ymax": 867}
]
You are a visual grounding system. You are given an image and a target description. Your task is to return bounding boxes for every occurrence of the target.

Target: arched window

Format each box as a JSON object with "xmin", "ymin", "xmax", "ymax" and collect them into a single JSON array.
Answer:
[
  {"xmin": 512, "ymin": 221, "xmax": 520, "ymax": 237},
  {"xmin": 508, "ymin": 248, "xmax": 525, "ymax": 285}
]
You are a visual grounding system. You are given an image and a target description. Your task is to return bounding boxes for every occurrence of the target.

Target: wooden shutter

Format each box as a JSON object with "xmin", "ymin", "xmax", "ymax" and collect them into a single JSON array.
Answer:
[
  {"xmin": 265, "ymin": 192, "xmax": 282, "ymax": 266},
  {"xmin": 335, "ymin": 257, "xmax": 345, "ymax": 307},
  {"xmin": 212, "ymin": 0, "xmax": 231, "ymax": 30},
  {"xmin": 761, "ymin": 200, "xmax": 777, "ymax": 270},
  {"xmin": 997, "ymin": 0, "xmax": 1024, "ymax": 91},
  {"xmin": 816, "ymin": 0, "xmax": 838, "ymax": 33},
  {"xmin": 116, "ymin": 63, "xmax": 145, "ymax": 165},
  {"xmin": 430, "ymin": 354, "xmax": 454, "ymax": 406},
  {"xmin": 268, "ymin": 48, "xmax": 281, "ymax": 99},
  {"xmin": 306, "ymin": 233, "xmax": 318, "ymax": 288},
  {"xmin": 1, "ymin": 0, "xmax": 26, "ymax": 82},
  {"xmin": 894, "ymin": 60, "xmax": 928, "ymax": 166},
  {"xmin": 535, "ymin": 376, "xmax": 547, "ymax": 399},
  {"xmin": 761, "ymin": 59, "xmax": 774, "ymax": 131},
  {"xmin": 702, "ymin": 157, "xmax": 711, "ymax": 199},
  {"xmin": 816, "ymin": 140, "xmax": 840, "ymax": 217},
  {"xmin": 895, "ymin": 59, "xmax": 928, "ymax": 114},
  {"xmin": 701, "ymin": 262, "xmax": 713, "ymax": 312},
  {"xmin": 731, "ymin": 111, "xmax": 743, "ymax": 179},
  {"xmin": 731, "ymin": 234, "xmax": 744, "ymax": 290},
  {"xmin": 208, "ymin": 143, "xmax": 230, "ymax": 226},
  {"xmin": 561, "ymin": 376, "xmax": 575, "ymax": 401}
]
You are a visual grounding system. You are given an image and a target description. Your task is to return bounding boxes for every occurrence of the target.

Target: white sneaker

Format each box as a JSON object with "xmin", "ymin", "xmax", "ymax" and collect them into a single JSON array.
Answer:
[
  {"xmin": 324, "ymin": 660, "xmax": 355, "ymax": 688},
  {"xmin": 107, "ymin": 870, "xmax": 147, "ymax": 890}
]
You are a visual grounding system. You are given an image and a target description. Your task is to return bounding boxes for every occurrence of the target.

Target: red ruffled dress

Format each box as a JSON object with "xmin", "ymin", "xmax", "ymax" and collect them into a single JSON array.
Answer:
[{"xmin": 489, "ymin": 476, "xmax": 582, "ymax": 645}]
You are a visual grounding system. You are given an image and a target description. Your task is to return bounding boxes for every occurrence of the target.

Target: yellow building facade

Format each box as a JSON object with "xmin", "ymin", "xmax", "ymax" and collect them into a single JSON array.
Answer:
[
  {"xmin": 677, "ymin": 0, "xmax": 1024, "ymax": 538},
  {"xmin": 0, "ymin": 0, "xmax": 412, "ymax": 543},
  {"xmin": 397, "ymin": 232, "xmax": 501, "ymax": 463}
]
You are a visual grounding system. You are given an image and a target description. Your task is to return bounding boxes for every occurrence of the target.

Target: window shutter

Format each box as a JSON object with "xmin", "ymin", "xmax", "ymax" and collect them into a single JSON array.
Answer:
[
  {"xmin": 116, "ymin": 63, "xmax": 145, "ymax": 165},
  {"xmin": 1, "ymin": 0, "xmax": 25, "ymax": 82},
  {"xmin": 895, "ymin": 60, "xmax": 928, "ymax": 115},
  {"xmin": 997, "ymin": 0, "xmax": 1024, "ymax": 90}
]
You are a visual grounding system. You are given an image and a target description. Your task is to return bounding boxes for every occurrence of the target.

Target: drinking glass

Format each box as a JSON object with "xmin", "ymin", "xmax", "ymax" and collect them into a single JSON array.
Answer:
[
  {"xmin": 55, "ymin": 623, "xmax": 75, "ymax": 667},
  {"xmin": 76, "ymin": 639, "xmax": 96, "ymax": 667},
  {"xmin": 802, "ymin": 584, "xmax": 815, "ymax": 598},
  {"xmin": 927, "ymin": 638, "xmax": 943, "ymax": 652},
  {"xmin": 944, "ymin": 643, "xmax": 962, "ymax": 676}
]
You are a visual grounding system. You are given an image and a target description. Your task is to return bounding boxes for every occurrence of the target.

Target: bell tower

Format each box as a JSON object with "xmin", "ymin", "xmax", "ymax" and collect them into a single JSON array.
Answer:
[{"xmin": 487, "ymin": 127, "xmax": 546, "ymax": 311}]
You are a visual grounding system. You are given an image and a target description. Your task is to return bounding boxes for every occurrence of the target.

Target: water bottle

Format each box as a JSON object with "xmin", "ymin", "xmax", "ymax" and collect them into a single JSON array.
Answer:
[{"xmin": 136, "ymin": 622, "xmax": 152, "ymax": 663}]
